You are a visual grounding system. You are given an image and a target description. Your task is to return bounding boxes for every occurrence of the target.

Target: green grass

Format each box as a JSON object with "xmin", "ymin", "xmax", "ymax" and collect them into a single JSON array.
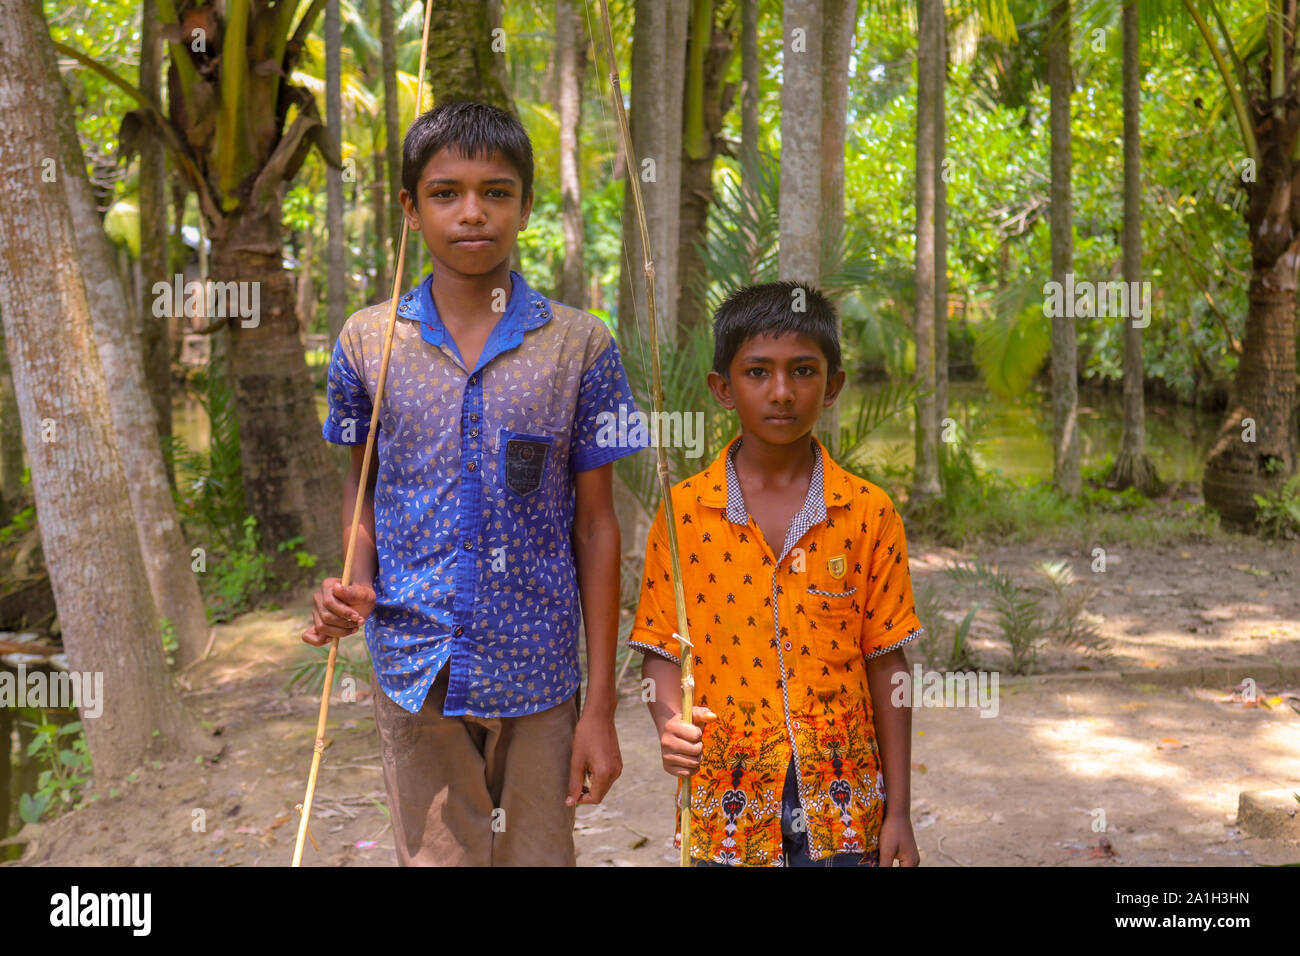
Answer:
[{"xmin": 891, "ymin": 456, "xmax": 1224, "ymax": 550}]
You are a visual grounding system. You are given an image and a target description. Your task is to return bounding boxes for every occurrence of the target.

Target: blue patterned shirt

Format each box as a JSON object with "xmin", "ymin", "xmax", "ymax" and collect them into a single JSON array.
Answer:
[{"xmin": 323, "ymin": 270, "xmax": 643, "ymax": 717}]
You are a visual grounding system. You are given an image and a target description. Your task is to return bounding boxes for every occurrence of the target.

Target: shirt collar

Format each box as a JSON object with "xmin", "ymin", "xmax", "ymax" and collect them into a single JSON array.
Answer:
[
  {"xmin": 395, "ymin": 269, "xmax": 552, "ymax": 350},
  {"xmin": 691, "ymin": 433, "xmax": 855, "ymax": 521}
]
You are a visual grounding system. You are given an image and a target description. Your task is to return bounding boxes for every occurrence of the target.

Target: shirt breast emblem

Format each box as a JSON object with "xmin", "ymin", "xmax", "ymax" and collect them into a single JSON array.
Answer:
[{"xmin": 828, "ymin": 555, "xmax": 847, "ymax": 579}]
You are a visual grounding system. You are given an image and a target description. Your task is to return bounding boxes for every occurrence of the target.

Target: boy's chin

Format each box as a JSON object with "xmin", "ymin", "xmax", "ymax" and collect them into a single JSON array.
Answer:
[
  {"xmin": 740, "ymin": 419, "xmax": 819, "ymax": 446},
  {"xmin": 430, "ymin": 251, "xmax": 513, "ymax": 277}
]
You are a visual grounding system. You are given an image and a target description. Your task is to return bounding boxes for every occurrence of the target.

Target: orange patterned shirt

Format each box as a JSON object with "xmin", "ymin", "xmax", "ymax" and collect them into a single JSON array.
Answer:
[{"xmin": 629, "ymin": 434, "xmax": 924, "ymax": 865}]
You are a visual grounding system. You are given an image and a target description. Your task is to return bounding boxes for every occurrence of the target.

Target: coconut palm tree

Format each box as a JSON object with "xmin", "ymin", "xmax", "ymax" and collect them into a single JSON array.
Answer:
[
  {"xmin": 1171, "ymin": 0, "xmax": 1298, "ymax": 526},
  {"xmin": 52, "ymin": 0, "xmax": 348, "ymax": 572}
]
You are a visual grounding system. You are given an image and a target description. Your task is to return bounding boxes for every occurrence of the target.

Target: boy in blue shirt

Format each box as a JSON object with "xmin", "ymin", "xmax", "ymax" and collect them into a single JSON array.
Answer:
[{"xmin": 301, "ymin": 101, "xmax": 642, "ymax": 866}]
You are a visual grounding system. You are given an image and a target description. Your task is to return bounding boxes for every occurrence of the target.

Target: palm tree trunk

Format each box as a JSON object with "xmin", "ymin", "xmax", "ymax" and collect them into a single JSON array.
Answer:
[
  {"xmin": 296, "ymin": 225, "xmax": 318, "ymax": 329},
  {"xmin": 677, "ymin": 1, "xmax": 739, "ymax": 343},
  {"xmin": 778, "ymin": 0, "xmax": 823, "ymax": 284},
  {"xmin": 213, "ymin": 206, "xmax": 343, "ymax": 579},
  {"xmin": 912, "ymin": 0, "xmax": 941, "ymax": 501},
  {"xmin": 325, "ymin": 0, "xmax": 347, "ymax": 343},
  {"xmin": 0, "ymin": 0, "xmax": 209, "ymax": 775},
  {"xmin": 140, "ymin": 0, "xmax": 173, "ymax": 487},
  {"xmin": 934, "ymin": 4, "xmax": 949, "ymax": 466},
  {"xmin": 1202, "ymin": 195, "xmax": 1298, "ymax": 525},
  {"xmin": 169, "ymin": 179, "xmax": 188, "ymax": 362},
  {"xmin": 617, "ymin": 0, "xmax": 688, "ymax": 345},
  {"xmin": 369, "ymin": 149, "xmax": 390, "ymax": 299},
  {"xmin": 1108, "ymin": 0, "xmax": 1159, "ymax": 495},
  {"xmin": 818, "ymin": 0, "xmax": 856, "ymax": 455},
  {"xmin": 1048, "ymin": 0, "xmax": 1080, "ymax": 497},
  {"xmin": 557, "ymin": 0, "xmax": 586, "ymax": 307},
  {"xmin": 740, "ymin": 0, "xmax": 760, "ymax": 263},
  {"xmin": 47, "ymin": 6, "xmax": 210, "ymax": 667},
  {"xmin": 379, "ymin": 0, "xmax": 405, "ymax": 292},
  {"xmin": 0, "ymin": 322, "xmax": 23, "ymax": 520},
  {"xmin": 427, "ymin": 0, "xmax": 513, "ymax": 111}
]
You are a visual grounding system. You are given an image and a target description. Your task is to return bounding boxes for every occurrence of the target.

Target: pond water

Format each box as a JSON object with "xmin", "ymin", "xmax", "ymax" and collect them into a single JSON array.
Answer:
[
  {"xmin": 170, "ymin": 379, "xmax": 1222, "ymax": 487},
  {"xmin": 840, "ymin": 380, "xmax": 1220, "ymax": 486}
]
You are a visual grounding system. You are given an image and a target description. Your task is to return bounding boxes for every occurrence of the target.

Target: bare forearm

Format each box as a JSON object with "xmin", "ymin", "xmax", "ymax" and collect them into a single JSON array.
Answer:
[
  {"xmin": 866, "ymin": 649, "xmax": 912, "ymax": 820},
  {"xmin": 572, "ymin": 511, "xmax": 620, "ymax": 715},
  {"xmin": 641, "ymin": 652, "xmax": 683, "ymax": 736},
  {"xmin": 340, "ymin": 457, "xmax": 378, "ymax": 587}
]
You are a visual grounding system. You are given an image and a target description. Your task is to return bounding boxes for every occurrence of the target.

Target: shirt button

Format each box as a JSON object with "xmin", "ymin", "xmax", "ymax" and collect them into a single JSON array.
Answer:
[
  {"xmin": 784, "ymin": 641, "xmax": 792, "ymax": 651},
  {"xmin": 793, "ymin": 721, "xmax": 800, "ymax": 730},
  {"xmin": 467, "ymin": 461, "xmax": 477, "ymax": 472},
  {"xmin": 469, "ymin": 413, "xmax": 478, "ymax": 422},
  {"xmin": 454, "ymin": 626, "xmax": 464, "ymax": 636},
  {"xmin": 470, "ymin": 429, "xmax": 479, "ymax": 438},
  {"xmin": 463, "ymin": 540, "xmax": 473, "ymax": 551},
  {"xmin": 469, "ymin": 375, "xmax": 477, "ymax": 386}
]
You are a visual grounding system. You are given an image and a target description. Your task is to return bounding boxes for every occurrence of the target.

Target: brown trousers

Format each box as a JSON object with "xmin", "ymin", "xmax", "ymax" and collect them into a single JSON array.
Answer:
[{"xmin": 372, "ymin": 665, "xmax": 579, "ymax": 866}]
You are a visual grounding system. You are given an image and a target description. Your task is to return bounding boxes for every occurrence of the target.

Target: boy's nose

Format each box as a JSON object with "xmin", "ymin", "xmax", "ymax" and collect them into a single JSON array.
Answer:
[
  {"xmin": 771, "ymin": 373, "xmax": 795, "ymax": 402},
  {"xmin": 459, "ymin": 195, "xmax": 487, "ymax": 223}
]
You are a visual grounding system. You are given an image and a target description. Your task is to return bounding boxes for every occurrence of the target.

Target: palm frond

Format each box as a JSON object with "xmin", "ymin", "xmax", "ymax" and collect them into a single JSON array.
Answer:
[
  {"xmin": 837, "ymin": 379, "xmax": 920, "ymax": 471},
  {"xmin": 973, "ymin": 278, "xmax": 1051, "ymax": 397}
]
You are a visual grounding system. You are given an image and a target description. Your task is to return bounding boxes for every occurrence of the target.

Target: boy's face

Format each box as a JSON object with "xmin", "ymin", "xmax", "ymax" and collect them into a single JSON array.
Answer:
[
  {"xmin": 398, "ymin": 146, "xmax": 532, "ymax": 280},
  {"xmin": 707, "ymin": 331, "xmax": 846, "ymax": 448}
]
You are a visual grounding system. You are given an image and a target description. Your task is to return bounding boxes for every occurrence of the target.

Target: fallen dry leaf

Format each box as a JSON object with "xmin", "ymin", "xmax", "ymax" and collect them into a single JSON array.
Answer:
[{"xmin": 1090, "ymin": 837, "xmax": 1117, "ymax": 859}]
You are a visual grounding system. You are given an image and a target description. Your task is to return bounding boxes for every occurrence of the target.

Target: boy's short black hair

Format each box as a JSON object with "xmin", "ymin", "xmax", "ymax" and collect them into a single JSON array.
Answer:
[
  {"xmin": 401, "ymin": 100, "xmax": 534, "ymax": 205},
  {"xmin": 712, "ymin": 280, "xmax": 842, "ymax": 378}
]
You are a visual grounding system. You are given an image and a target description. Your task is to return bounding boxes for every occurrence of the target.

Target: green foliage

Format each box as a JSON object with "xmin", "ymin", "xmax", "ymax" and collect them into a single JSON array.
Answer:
[
  {"xmin": 282, "ymin": 184, "xmax": 320, "ymax": 233},
  {"xmin": 942, "ymin": 557, "xmax": 1112, "ymax": 675},
  {"xmin": 615, "ymin": 318, "xmax": 731, "ymax": 518},
  {"xmin": 945, "ymin": 560, "xmax": 1047, "ymax": 675},
  {"xmin": 914, "ymin": 581, "xmax": 981, "ymax": 672},
  {"xmin": 1252, "ymin": 472, "xmax": 1300, "ymax": 539},
  {"xmin": 163, "ymin": 360, "xmax": 246, "ymax": 555},
  {"xmin": 973, "ymin": 284, "xmax": 1053, "ymax": 398},
  {"xmin": 0, "ymin": 504, "xmax": 35, "ymax": 545},
  {"xmin": 18, "ymin": 714, "xmax": 91, "ymax": 824},
  {"xmin": 1037, "ymin": 560, "xmax": 1111, "ymax": 662},
  {"xmin": 284, "ymin": 641, "xmax": 374, "ymax": 696},
  {"xmin": 277, "ymin": 536, "xmax": 319, "ymax": 570},
  {"xmin": 163, "ymin": 359, "xmax": 309, "ymax": 620},
  {"xmin": 206, "ymin": 516, "xmax": 272, "ymax": 623},
  {"xmin": 836, "ymin": 380, "xmax": 921, "ymax": 472}
]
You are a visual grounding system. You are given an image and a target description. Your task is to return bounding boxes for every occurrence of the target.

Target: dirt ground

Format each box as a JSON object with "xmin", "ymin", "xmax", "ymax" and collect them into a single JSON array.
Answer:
[{"xmin": 7, "ymin": 536, "xmax": 1300, "ymax": 868}]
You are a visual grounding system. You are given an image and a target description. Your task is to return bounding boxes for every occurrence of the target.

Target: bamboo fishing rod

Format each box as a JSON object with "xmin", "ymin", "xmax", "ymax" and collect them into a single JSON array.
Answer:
[
  {"xmin": 291, "ymin": 0, "xmax": 435, "ymax": 868},
  {"xmin": 594, "ymin": 0, "xmax": 697, "ymax": 869}
]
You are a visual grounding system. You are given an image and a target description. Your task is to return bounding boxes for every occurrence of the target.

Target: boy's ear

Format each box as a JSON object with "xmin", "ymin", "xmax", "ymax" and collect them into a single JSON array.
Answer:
[
  {"xmin": 706, "ymin": 369, "xmax": 735, "ymax": 409},
  {"xmin": 398, "ymin": 188, "xmax": 420, "ymax": 230},
  {"xmin": 823, "ymin": 367, "xmax": 847, "ymax": 406},
  {"xmin": 519, "ymin": 189, "xmax": 534, "ymax": 230}
]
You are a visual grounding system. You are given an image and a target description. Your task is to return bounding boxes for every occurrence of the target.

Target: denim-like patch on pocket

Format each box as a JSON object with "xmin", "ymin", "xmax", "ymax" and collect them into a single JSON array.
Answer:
[{"xmin": 500, "ymin": 430, "xmax": 553, "ymax": 497}]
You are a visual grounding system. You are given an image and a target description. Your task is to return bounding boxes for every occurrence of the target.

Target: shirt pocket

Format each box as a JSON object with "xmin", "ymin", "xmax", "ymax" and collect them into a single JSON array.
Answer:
[
  {"xmin": 498, "ymin": 428, "xmax": 555, "ymax": 498},
  {"xmin": 806, "ymin": 582, "xmax": 860, "ymax": 663}
]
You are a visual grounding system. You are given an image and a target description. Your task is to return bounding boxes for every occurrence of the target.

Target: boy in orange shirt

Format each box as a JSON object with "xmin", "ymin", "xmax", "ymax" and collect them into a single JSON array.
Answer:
[{"xmin": 628, "ymin": 281, "xmax": 923, "ymax": 866}]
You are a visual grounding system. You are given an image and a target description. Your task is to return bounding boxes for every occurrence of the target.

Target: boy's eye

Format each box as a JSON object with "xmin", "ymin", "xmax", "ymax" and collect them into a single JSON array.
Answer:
[{"xmin": 745, "ymin": 366, "xmax": 816, "ymax": 378}]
